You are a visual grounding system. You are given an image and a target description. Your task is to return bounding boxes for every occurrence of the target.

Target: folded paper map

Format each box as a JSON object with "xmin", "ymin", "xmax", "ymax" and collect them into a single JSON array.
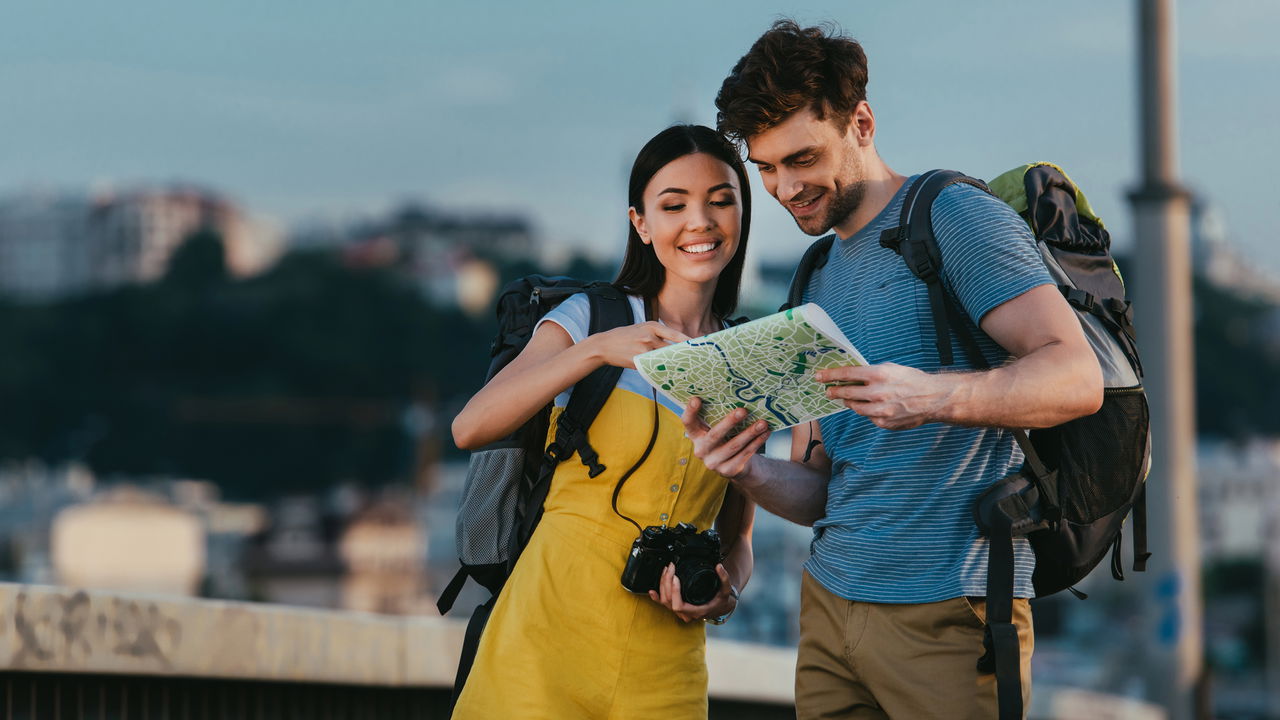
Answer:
[{"xmin": 634, "ymin": 303, "xmax": 868, "ymax": 431}]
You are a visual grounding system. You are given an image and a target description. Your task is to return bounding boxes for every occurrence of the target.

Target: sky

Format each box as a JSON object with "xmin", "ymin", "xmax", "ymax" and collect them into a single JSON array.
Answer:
[{"xmin": 2, "ymin": 1, "xmax": 1278, "ymax": 272}]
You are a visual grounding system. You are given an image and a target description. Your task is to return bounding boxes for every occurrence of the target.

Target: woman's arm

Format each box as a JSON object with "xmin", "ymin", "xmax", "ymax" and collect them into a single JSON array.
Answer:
[
  {"xmin": 451, "ymin": 319, "xmax": 689, "ymax": 450},
  {"xmin": 651, "ymin": 485, "xmax": 755, "ymax": 623}
]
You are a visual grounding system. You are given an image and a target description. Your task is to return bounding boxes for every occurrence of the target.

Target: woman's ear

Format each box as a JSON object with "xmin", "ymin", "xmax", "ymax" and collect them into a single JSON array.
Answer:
[{"xmin": 629, "ymin": 207, "xmax": 650, "ymax": 244}]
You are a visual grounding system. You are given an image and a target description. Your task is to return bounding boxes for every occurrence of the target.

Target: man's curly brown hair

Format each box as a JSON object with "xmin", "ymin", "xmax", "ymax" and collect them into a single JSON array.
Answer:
[{"xmin": 715, "ymin": 20, "xmax": 868, "ymax": 144}]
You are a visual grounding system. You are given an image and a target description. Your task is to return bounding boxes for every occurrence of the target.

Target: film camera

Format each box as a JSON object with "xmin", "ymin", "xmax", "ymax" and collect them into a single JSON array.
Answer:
[{"xmin": 621, "ymin": 522, "xmax": 722, "ymax": 605}]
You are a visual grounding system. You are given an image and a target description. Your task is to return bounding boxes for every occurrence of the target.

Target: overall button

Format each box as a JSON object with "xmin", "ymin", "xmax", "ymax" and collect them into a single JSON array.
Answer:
[
  {"xmin": 677, "ymin": 457, "xmax": 688, "ymax": 466},
  {"xmin": 659, "ymin": 513, "xmax": 669, "ymax": 522},
  {"xmin": 670, "ymin": 484, "xmax": 680, "ymax": 493}
]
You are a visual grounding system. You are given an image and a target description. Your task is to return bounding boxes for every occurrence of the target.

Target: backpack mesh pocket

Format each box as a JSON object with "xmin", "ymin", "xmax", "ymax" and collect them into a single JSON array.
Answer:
[
  {"xmin": 456, "ymin": 446, "xmax": 525, "ymax": 566},
  {"xmin": 1032, "ymin": 388, "xmax": 1149, "ymax": 524}
]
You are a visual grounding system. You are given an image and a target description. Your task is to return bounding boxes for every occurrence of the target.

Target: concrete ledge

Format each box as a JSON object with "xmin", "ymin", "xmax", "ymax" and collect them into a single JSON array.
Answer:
[{"xmin": 0, "ymin": 583, "xmax": 795, "ymax": 705}]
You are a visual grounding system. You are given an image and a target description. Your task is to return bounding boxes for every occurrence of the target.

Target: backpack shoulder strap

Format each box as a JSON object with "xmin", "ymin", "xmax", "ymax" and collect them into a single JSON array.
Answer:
[
  {"xmin": 878, "ymin": 170, "xmax": 992, "ymax": 366},
  {"xmin": 781, "ymin": 234, "xmax": 837, "ymax": 311},
  {"xmin": 515, "ymin": 285, "xmax": 634, "ymax": 557},
  {"xmin": 543, "ymin": 285, "xmax": 633, "ymax": 476}
]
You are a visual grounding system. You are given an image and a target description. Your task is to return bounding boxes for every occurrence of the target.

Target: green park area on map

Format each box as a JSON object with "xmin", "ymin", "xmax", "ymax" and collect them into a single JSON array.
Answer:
[{"xmin": 634, "ymin": 304, "xmax": 868, "ymax": 431}]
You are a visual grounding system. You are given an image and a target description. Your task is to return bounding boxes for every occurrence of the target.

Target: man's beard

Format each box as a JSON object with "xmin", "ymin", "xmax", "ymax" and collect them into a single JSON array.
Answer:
[
  {"xmin": 792, "ymin": 146, "xmax": 867, "ymax": 236},
  {"xmin": 793, "ymin": 179, "xmax": 867, "ymax": 236}
]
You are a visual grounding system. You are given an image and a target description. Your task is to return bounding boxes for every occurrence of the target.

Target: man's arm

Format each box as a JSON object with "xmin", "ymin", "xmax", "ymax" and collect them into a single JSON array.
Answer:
[
  {"xmin": 682, "ymin": 400, "xmax": 830, "ymax": 526},
  {"xmin": 816, "ymin": 283, "xmax": 1103, "ymax": 430}
]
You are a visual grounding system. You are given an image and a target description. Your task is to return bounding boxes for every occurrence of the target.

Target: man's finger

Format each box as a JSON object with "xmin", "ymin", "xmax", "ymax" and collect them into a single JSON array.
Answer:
[
  {"xmin": 814, "ymin": 364, "xmax": 879, "ymax": 385},
  {"xmin": 681, "ymin": 398, "xmax": 710, "ymax": 436},
  {"xmin": 826, "ymin": 384, "xmax": 878, "ymax": 403},
  {"xmin": 707, "ymin": 419, "xmax": 768, "ymax": 463},
  {"xmin": 704, "ymin": 408, "xmax": 750, "ymax": 446},
  {"xmin": 711, "ymin": 428, "xmax": 770, "ymax": 477}
]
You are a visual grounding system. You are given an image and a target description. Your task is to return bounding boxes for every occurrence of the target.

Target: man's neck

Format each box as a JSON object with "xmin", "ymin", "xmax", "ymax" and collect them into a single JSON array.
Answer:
[{"xmin": 832, "ymin": 163, "xmax": 907, "ymax": 240}]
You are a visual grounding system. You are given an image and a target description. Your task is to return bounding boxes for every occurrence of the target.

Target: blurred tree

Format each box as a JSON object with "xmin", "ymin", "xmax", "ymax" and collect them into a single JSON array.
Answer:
[{"xmin": 5, "ymin": 246, "xmax": 1274, "ymax": 500}]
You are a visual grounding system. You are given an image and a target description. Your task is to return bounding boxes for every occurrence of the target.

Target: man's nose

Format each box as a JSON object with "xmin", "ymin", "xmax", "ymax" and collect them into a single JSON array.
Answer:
[{"xmin": 777, "ymin": 168, "xmax": 804, "ymax": 202}]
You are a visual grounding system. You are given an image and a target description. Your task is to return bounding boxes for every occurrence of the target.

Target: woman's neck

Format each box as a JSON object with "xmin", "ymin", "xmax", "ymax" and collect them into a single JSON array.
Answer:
[{"xmin": 652, "ymin": 281, "xmax": 719, "ymax": 337}]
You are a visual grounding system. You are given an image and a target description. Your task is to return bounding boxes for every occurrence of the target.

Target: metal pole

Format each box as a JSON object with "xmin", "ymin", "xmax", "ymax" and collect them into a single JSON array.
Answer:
[{"xmin": 1128, "ymin": 1, "xmax": 1204, "ymax": 718}]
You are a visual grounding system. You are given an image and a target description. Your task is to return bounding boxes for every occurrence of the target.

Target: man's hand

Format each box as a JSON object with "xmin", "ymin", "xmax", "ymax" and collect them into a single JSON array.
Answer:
[
  {"xmin": 681, "ymin": 398, "xmax": 770, "ymax": 480},
  {"xmin": 815, "ymin": 363, "xmax": 951, "ymax": 430}
]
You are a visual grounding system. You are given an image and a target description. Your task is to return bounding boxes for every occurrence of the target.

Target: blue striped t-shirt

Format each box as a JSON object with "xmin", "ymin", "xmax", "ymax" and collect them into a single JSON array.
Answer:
[{"xmin": 802, "ymin": 177, "xmax": 1052, "ymax": 603}]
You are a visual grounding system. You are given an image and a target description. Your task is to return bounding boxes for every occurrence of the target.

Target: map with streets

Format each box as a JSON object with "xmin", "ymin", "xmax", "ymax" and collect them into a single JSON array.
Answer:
[{"xmin": 634, "ymin": 304, "xmax": 867, "ymax": 431}]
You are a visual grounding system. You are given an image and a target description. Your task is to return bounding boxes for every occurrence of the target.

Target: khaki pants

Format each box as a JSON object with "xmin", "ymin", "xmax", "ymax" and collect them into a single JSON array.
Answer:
[{"xmin": 795, "ymin": 571, "xmax": 1033, "ymax": 720}]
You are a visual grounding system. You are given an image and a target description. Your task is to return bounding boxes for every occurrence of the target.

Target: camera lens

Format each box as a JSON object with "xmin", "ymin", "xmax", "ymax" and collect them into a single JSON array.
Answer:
[{"xmin": 677, "ymin": 565, "xmax": 720, "ymax": 606}]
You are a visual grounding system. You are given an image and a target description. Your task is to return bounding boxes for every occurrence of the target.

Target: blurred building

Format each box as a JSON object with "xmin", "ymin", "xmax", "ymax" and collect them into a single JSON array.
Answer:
[
  {"xmin": 1192, "ymin": 197, "xmax": 1280, "ymax": 304},
  {"xmin": 301, "ymin": 202, "xmax": 530, "ymax": 312},
  {"xmin": 89, "ymin": 187, "xmax": 277, "ymax": 286},
  {"xmin": 1198, "ymin": 438, "xmax": 1280, "ymax": 561},
  {"xmin": 339, "ymin": 495, "xmax": 431, "ymax": 615},
  {"xmin": 51, "ymin": 485, "xmax": 205, "ymax": 596},
  {"xmin": 0, "ymin": 186, "xmax": 283, "ymax": 302},
  {"xmin": 241, "ymin": 495, "xmax": 345, "ymax": 608},
  {"xmin": 0, "ymin": 192, "xmax": 92, "ymax": 301}
]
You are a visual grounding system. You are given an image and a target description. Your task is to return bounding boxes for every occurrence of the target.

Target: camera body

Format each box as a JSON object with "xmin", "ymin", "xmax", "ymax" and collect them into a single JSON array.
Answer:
[{"xmin": 621, "ymin": 522, "xmax": 722, "ymax": 605}]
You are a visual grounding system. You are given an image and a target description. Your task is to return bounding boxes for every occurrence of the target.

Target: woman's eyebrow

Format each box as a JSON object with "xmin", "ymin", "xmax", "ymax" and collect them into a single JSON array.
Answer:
[
  {"xmin": 706, "ymin": 183, "xmax": 735, "ymax": 193},
  {"xmin": 657, "ymin": 187, "xmax": 688, "ymax": 196}
]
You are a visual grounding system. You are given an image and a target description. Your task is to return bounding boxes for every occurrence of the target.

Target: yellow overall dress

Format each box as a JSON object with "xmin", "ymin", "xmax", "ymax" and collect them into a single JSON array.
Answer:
[{"xmin": 452, "ymin": 384, "xmax": 730, "ymax": 720}]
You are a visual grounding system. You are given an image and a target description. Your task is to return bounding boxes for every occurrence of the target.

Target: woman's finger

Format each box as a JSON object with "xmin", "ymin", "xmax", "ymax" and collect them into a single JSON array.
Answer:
[{"xmin": 654, "ymin": 325, "xmax": 690, "ymax": 344}]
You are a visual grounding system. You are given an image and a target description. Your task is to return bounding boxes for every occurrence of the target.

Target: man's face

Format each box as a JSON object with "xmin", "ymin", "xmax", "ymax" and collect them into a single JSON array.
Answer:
[{"xmin": 745, "ymin": 106, "xmax": 866, "ymax": 237}]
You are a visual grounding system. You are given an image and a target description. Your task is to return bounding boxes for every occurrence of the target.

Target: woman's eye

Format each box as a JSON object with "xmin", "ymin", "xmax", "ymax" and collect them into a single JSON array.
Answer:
[
  {"xmin": 662, "ymin": 204, "xmax": 685, "ymax": 212},
  {"xmin": 711, "ymin": 199, "xmax": 736, "ymax": 207}
]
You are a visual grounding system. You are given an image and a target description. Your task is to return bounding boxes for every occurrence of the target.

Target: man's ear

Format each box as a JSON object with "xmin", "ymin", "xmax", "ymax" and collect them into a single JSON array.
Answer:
[
  {"xmin": 849, "ymin": 100, "xmax": 876, "ymax": 147},
  {"xmin": 629, "ymin": 207, "xmax": 650, "ymax": 244}
]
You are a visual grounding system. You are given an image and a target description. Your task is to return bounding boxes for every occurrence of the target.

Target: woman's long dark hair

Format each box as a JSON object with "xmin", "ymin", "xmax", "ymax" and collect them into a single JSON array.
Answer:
[{"xmin": 613, "ymin": 124, "xmax": 752, "ymax": 319}]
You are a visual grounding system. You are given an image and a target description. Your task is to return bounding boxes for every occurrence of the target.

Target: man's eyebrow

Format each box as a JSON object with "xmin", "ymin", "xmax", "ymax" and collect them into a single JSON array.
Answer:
[{"xmin": 747, "ymin": 146, "xmax": 819, "ymax": 166}]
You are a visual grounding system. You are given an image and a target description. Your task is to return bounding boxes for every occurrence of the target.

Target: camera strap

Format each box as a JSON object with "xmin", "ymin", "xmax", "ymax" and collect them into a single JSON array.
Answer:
[
  {"xmin": 609, "ymin": 296, "xmax": 664, "ymax": 534},
  {"xmin": 610, "ymin": 387, "xmax": 659, "ymax": 535}
]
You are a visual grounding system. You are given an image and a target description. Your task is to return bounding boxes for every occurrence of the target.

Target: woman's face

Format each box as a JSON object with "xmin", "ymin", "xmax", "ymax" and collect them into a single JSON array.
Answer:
[{"xmin": 630, "ymin": 152, "xmax": 742, "ymax": 290}]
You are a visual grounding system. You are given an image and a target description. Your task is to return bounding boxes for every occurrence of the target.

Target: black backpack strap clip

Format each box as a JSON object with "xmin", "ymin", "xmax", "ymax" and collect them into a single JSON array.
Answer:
[{"xmin": 1062, "ymin": 286, "xmax": 1098, "ymax": 313}]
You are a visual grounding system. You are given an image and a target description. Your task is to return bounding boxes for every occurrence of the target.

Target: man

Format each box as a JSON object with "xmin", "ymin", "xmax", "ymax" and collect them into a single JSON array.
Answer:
[{"xmin": 682, "ymin": 21, "xmax": 1104, "ymax": 719}]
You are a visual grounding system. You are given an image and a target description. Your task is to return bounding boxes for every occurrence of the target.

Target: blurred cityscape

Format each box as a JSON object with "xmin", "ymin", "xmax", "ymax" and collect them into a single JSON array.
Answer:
[{"xmin": 1, "ymin": 179, "xmax": 1279, "ymax": 716}]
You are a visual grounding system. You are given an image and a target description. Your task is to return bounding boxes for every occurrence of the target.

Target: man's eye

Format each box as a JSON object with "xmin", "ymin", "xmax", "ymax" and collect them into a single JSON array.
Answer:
[
  {"xmin": 757, "ymin": 165, "xmax": 774, "ymax": 174},
  {"xmin": 795, "ymin": 157, "xmax": 816, "ymax": 167}
]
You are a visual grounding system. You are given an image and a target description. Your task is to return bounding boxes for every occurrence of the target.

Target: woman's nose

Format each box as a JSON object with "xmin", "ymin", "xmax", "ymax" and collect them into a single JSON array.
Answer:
[{"xmin": 686, "ymin": 207, "xmax": 715, "ymax": 231}]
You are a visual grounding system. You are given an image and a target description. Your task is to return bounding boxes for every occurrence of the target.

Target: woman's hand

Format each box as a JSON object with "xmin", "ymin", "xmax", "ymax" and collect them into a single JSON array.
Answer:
[
  {"xmin": 648, "ymin": 563, "xmax": 736, "ymax": 623},
  {"xmin": 588, "ymin": 321, "xmax": 690, "ymax": 369}
]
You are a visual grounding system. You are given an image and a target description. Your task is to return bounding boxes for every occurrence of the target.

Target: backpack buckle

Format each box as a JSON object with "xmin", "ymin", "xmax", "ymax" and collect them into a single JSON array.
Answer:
[
  {"xmin": 543, "ymin": 442, "xmax": 567, "ymax": 464},
  {"xmin": 878, "ymin": 226, "xmax": 905, "ymax": 253},
  {"xmin": 1064, "ymin": 287, "xmax": 1097, "ymax": 312}
]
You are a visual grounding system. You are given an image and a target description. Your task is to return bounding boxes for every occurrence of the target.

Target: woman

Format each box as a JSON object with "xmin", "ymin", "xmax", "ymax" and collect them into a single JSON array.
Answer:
[{"xmin": 450, "ymin": 124, "xmax": 763, "ymax": 720}]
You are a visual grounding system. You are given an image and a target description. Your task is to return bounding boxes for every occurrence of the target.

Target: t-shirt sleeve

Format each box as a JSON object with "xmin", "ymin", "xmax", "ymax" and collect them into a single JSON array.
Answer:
[
  {"xmin": 931, "ymin": 182, "xmax": 1054, "ymax": 325},
  {"xmin": 534, "ymin": 292, "xmax": 591, "ymax": 344}
]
